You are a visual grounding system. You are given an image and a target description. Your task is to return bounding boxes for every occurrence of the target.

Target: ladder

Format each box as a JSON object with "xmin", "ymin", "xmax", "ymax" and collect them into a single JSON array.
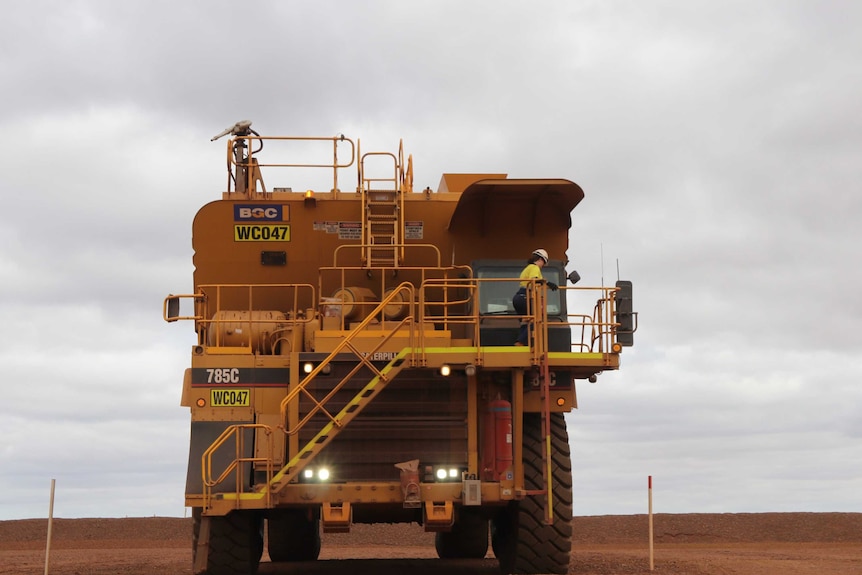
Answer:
[
  {"xmin": 359, "ymin": 143, "xmax": 409, "ymax": 267},
  {"xmin": 364, "ymin": 188, "xmax": 401, "ymax": 266}
]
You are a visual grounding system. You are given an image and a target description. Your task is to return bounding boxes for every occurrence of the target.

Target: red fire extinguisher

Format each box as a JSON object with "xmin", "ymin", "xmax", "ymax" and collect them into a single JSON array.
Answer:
[{"xmin": 482, "ymin": 399, "xmax": 513, "ymax": 481}]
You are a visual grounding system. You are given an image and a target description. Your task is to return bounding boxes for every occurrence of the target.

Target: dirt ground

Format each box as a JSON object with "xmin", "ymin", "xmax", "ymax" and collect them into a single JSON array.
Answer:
[{"xmin": 1, "ymin": 512, "xmax": 860, "ymax": 575}]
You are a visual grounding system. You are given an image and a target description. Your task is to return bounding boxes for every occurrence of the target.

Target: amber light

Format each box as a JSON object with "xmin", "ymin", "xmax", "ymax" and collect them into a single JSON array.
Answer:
[
  {"xmin": 304, "ymin": 190, "xmax": 317, "ymax": 207},
  {"xmin": 196, "ymin": 398, "xmax": 206, "ymax": 407},
  {"xmin": 556, "ymin": 397, "xmax": 566, "ymax": 407}
]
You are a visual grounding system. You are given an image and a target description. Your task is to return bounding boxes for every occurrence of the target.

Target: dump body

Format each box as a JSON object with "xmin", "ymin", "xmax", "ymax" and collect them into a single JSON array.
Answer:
[{"xmin": 165, "ymin": 127, "xmax": 636, "ymax": 575}]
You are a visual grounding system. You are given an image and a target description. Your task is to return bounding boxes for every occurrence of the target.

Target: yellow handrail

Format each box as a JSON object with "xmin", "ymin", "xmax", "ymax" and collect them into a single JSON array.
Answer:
[
  {"xmin": 165, "ymin": 281, "xmax": 625, "ymax": 354},
  {"xmin": 227, "ymin": 135, "xmax": 356, "ymax": 195},
  {"xmin": 330, "ymin": 243, "xmax": 444, "ymax": 268},
  {"xmin": 279, "ymin": 283, "xmax": 417, "ymax": 432},
  {"xmin": 201, "ymin": 423, "xmax": 273, "ymax": 510}
]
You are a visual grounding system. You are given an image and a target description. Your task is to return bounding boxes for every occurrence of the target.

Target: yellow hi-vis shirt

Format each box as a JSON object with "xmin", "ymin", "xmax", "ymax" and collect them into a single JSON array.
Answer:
[{"xmin": 519, "ymin": 263, "xmax": 544, "ymax": 288}]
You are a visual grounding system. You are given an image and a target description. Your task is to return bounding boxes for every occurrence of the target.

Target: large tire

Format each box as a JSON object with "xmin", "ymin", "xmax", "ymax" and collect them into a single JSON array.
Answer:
[
  {"xmin": 193, "ymin": 509, "xmax": 263, "ymax": 575},
  {"xmin": 267, "ymin": 508, "xmax": 321, "ymax": 562},
  {"xmin": 492, "ymin": 412, "xmax": 572, "ymax": 574},
  {"xmin": 435, "ymin": 507, "xmax": 489, "ymax": 558}
]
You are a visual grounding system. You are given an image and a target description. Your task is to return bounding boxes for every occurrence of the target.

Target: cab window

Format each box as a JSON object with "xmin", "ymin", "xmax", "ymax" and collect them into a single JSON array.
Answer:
[{"xmin": 476, "ymin": 266, "xmax": 561, "ymax": 316}]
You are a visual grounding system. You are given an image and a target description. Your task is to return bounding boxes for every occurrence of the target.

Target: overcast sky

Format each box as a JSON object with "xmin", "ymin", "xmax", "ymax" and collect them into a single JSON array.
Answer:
[{"xmin": 1, "ymin": 0, "xmax": 860, "ymax": 520}]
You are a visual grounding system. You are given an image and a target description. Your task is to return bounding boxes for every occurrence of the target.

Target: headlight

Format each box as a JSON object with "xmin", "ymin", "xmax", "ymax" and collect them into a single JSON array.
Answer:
[
  {"xmin": 302, "ymin": 362, "xmax": 332, "ymax": 375},
  {"xmin": 299, "ymin": 466, "xmax": 333, "ymax": 483},
  {"xmin": 428, "ymin": 465, "xmax": 465, "ymax": 482}
]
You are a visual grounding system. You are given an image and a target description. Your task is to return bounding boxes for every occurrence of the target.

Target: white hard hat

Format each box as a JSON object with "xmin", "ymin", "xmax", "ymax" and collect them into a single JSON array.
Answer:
[{"xmin": 532, "ymin": 248, "xmax": 549, "ymax": 263}]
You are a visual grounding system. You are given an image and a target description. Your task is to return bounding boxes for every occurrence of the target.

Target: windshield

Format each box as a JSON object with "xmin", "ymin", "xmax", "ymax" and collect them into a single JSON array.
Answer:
[{"xmin": 476, "ymin": 266, "xmax": 562, "ymax": 316}]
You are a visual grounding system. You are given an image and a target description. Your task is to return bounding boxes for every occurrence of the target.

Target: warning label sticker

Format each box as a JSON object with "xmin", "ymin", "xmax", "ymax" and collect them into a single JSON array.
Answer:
[
  {"xmin": 405, "ymin": 221, "xmax": 424, "ymax": 240},
  {"xmin": 314, "ymin": 221, "xmax": 340, "ymax": 233},
  {"xmin": 338, "ymin": 222, "xmax": 362, "ymax": 240}
]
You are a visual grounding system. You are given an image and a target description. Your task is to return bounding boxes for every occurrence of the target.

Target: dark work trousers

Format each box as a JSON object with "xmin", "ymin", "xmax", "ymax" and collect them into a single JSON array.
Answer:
[{"xmin": 512, "ymin": 287, "xmax": 529, "ymax": 345}]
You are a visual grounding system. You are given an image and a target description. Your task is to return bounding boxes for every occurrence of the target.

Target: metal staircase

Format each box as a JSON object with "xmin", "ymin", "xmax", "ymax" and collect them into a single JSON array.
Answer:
[
  {"xmin": 270, "ymin": 285, "xmax": 417, "ymax": 492},
  {"xmin": 198, "ymin": 286, "xmax": 418, "ymax": 512},
  {"xmin": 272, "ymin": 348, "xmax": 410, "ymax": 490}
]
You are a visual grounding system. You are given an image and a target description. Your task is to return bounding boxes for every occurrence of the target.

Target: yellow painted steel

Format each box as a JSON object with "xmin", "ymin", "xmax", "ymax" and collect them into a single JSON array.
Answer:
[
  {"xmin": 166, "ymin": 281, "xmax": 626, "ymax": 361},
  {"xmin": 187, "ymin": 279, "xmax": 625, "ymax": 515},
  {"xmin": 201, "ymin": 423, "xmax": 273, "ymax": 513},
  {"xmin": 271, "ymin": 345, "xmax": 411, "ymax": 490},
  {"xmin": 546, "ymin": 434, "xmax": 554, "ymax": 522},
  {"xmin": 169, "ymin": 133, "xmax": 634, "ymax": 524},
  {"xmin": 359, "ymin": 145, "xmax": 403, "ymax": 266},
  {"xmin": 536, "ymin": 284, "xmax": 556, "ymax": 524},
  {"xmin": 279, "ymin": 285, "xmax": 416, "ymax": 430},
  {"xmin": 322, "ymin": 502, "xmax": 352, "ymax": 533},
  {"xmin": 467, "ymin": 371, "xmax": 478, "ymax": 475},
  {"xmin": 226, "ymin": 135, "xmax": 355, "ymax": 197},
  {"xmin": 424, "ymin": 501, "xmax": 454, "ymax": 530},
  {"xmin": 196, "ymin": 479, "xmax": 522, "ymax": 517},
  {"xmin": 512, "ymin": 369, "xmax": 524, "ymax": 498}
]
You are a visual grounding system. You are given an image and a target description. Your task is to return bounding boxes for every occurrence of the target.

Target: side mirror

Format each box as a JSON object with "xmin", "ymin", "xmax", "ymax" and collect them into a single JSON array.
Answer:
[
  {"xmin": 615, "ymin": 280, "xmax": 635, "ymax": 347},
  {"xmin": 567, "ymin": 270, "xmax": 581, "ymax": 285},
  {"xmin": 166, "ymin": 295, "xmax": 180, "ymax": 322}
]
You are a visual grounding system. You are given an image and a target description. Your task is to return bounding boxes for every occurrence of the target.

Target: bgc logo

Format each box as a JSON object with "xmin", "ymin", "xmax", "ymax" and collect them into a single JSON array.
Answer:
[{"xmin": 234, "ymin": 204, "xmax": 288, "ymax": 222}]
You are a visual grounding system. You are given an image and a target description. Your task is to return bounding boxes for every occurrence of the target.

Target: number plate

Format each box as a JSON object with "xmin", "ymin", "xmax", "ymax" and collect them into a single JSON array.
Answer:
[
  {"xmin": 234, "ymin": 225, "xmax": 290, "ymax": 242},
  {"xmin": 210, "ymin": 389, "xmax": 250, "ymax": 407}
]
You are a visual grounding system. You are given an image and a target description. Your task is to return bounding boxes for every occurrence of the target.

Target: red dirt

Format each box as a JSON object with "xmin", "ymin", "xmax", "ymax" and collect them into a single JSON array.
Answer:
[{"xmin": 1, "ymin": 512, "xmax": 860, "ymax": 574}]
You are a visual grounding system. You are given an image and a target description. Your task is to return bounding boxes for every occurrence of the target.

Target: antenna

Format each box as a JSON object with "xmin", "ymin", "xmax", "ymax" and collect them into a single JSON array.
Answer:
[
  {"xmin": 600, "ymin": 243, "xmax": 604, "ymax": 286},
  {"xmin": 616, "ymin": 258, "xmax": 620, "ymax": 281}
]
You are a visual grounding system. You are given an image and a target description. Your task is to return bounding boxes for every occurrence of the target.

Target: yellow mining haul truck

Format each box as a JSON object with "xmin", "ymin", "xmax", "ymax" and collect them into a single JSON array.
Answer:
[{"xmin": 164, "ymin": 121, "xmax": 636, "ymax": 575}]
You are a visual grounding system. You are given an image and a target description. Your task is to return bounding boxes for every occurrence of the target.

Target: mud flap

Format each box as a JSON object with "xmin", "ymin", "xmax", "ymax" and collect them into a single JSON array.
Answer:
[{"xmin": 193, "ymin": 515, "xmax": 211, "ymax": 575}]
